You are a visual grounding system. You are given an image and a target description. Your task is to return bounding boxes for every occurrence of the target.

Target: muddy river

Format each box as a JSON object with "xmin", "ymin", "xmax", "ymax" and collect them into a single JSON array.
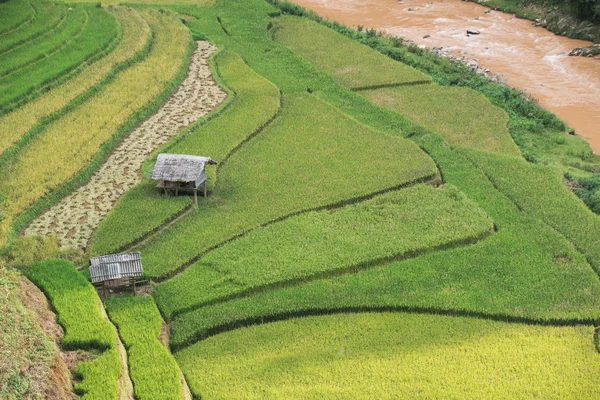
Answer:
[{"xmin": 291, "ymin": 0, "xmax": 600, "ymax": 152}]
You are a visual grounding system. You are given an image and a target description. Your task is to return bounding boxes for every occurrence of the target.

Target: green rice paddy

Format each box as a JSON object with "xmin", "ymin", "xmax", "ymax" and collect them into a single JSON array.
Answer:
[{"xmin": 3, "ymin": 0, "xmax": 600, "ymax": 397}]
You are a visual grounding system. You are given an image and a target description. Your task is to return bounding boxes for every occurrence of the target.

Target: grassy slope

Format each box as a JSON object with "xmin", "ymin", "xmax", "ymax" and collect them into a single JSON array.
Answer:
[
  {"xmin": 140, "ymin": 94, "xmax": 437, "ymax": 279},
  {"xmin": 274, "ymin": 15, "xmax": 519, "ymax": 156},
  {"xmin": 132, "ymin": 0, "xmax": 437, "ymax": 280},
  {"xmin": 156, "ymin": 184, "xmax": 493, "ymax": 319},
  {"xmin": 177, "ymin": 313, "xmax": 599, "ymax": 399},
  {"xmin": 105, "ymin": 296, "xmax": 182, "ymax": 400},
  {"xmin": 272, "ymin": 15, "xmax": 431, "ymax": 89},
  {"xmin": 0, "ymin": 266, "xmax": 56, "ymax": 398},
  {"xmin": 0, "ymin": 0, "xmax": 33, "ymax": 35},
  {"xmin": 462, "ymin": 148, "xmax": 600, "ymax": 271},
  {"xmin": 0, "ymin": 5, "xmax": 119, "ymax": 113},
  {"xmin": 90, "ymin": 49, "xmax": 280, "ymax": 256},
  {"xmin": 0, "ymin": 0, "xmax": 65, "ymax": 54},
  {"xmin": 0, "ymin": 8, "xmax": 189, "ymax": 246},
  {"xmin": 28, "ymin": 260, "xmax": 120, "ymax": 399}
]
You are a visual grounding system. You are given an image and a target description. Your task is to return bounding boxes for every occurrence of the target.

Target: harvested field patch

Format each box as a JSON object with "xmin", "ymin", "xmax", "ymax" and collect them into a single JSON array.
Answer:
[{"xmin": 25, "ymin": 41, "xmax": 227, "ymax": 249}]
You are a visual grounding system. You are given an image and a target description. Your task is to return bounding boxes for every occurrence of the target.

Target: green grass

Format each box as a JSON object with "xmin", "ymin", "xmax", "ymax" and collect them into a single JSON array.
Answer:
[
  {"xmin": 27, "ymin": 259, "xmax": 120, "ymax": 399},
  {"xmin": 461, "ymin": 147, "xmax": 600, "ymax": 271},
  {"xmin": 0, "ymin": 0, "xmax": 34, "ymax": 35},
  {"xmin": 0, "ymin": 8, "xmax": 191, "ymax": 247},
  {"xmin": 0, "ymin": 5, "xmax": 119, "ymax": 114},
  {"xmin": 0, "ymin": 7, "xmax": 87, "ymax": 77},
  {"xmin": 362, "ymin": 85, "xmax": 520, "ymax": 155},
  {"xmin": 0, "ymin": 0, "xmax": 65, "ymax": 55},
  {"xmin": 90, "ymin": 49, "xmax": 280, "ymax": 256},
  {"xmin": 90, "ymin": 182, "xmax": 192, "ymax": 256},
  {"xmin": 272, "ymin": 15, "xmax": 431, "ymax": 90},
  {"xmin": 268, "ymin": 0, "xmax": 600, "ymax": 179},
  {"xmin": 105, "ymin": 296, "xmax": 182, "ymax": 400},
  {"xmin": 170, "ymin": 218, "xmax": 600, "ymax": 349},
  {"xmin": 176, "ymin": 313, "xmax": 600, "ymax": 399},
  {"xmin": 139, "ymin": 94, "xmax": 437, "ymax": 280},
  {"xmin": 270, "ymin": 14, "xmax": 518, "ymax": 156},
  {"xmin": 0, "ymin": 266, "xmax": 56, "ymax": 399},
  {"xmin": 156, "ymin": 184, "xmax": 492, "ymax": 320}
]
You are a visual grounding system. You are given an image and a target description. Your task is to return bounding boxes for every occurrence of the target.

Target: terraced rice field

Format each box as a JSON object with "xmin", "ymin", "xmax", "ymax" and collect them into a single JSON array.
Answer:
[{"xmin": 2, "ymin": 0, "xmax": 600, "ymax": 398}]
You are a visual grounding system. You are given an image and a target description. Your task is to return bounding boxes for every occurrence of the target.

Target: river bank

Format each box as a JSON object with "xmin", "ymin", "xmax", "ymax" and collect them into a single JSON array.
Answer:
[
  {"xmin": 288, "ymin": 0, "xmax": 600, "ymax": 154},
  {"xmin": 466, "ymin": 0, "xmax": 600, "ymax": 44}
]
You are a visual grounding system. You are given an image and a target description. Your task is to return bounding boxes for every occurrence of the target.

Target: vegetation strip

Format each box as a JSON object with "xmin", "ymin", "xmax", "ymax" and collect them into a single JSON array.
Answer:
[
  {"xmin": 137, "ymin": 93, "xmax": 437, "ymax": 280},
  {"xmin": 28, "ymin": 260, "xmax": 121, "ymax": 399},
  {"xmin": 176, "ymin": 313, "xmax": 600, "ymax": 399},
  {"xmin": 0, "ymin": 5, "xmax": 119, "ymax": 115},
  {"xmin": 0, "ymin": 0, "xmax": 34, "ymax": 36},
  {"xmin": 0, "ymin": 6, "xmax": 148, "ymax": 161},
  {"xmin": 156, "ymin": 184, "xmax": 493, "ymax": 320},
  {"xmin": 0, "ymin": 265, "xmax": 57, "ymax": 398},
  {"xmin": 105, "ymin": 296, "xmax": 182, "ymax": 400},
  {"xmin": 0, "ymin": 1, "xmax": 66, "ymax": 55},
  {"xmin": 25, "ymin": 41, "xmax": 227, "ymax": 249},
  {"xmin": 0, "ymin": 7, "xmax": 88, "ymax": 78},
  {"xmin": 170, "ymin": 217, "xmax": 600, "ymax": 349},
  {"xmin": 0, "ymin": 8, "xmax": 191, "ymax": 248},
  {"xmin": 271, "ymin": 15, "xmax": 431, "ymax": 89}
]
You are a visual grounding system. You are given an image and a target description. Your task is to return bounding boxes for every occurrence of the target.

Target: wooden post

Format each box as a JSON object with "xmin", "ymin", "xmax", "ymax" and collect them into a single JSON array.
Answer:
[
  {"xmin": 194, "ymin": 187, "xmax": 198, "ymax": 206},
  {"xmin": 132, "ymin": 277, "xmax": 136, "ymax": 296},
  {"xmin": 204, "ymin": 181, "xmax": 207, "ymax": 198},
  {"xmin": 163, "ymin": 180, "xmax": 167, "ymax": 196}
]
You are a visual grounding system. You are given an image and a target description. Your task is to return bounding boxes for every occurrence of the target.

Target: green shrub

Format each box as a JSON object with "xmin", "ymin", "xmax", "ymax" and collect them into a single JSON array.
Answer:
[
  {"xmin": 105, "ymin": 296, "xmax": 182, "ymax": 400},
  {"xmin": 156, "ymin": 184, "xmax": 492, "ymax": 320}
]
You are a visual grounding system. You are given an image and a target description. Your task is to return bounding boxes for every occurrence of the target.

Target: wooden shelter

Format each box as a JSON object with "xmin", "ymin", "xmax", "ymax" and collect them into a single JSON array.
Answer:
[
  {"xmin": 151, "ymin": 153, "xmax": 216, "ymax": 204},
  {"xmin": 90, "ymin": 252, "xmax": 144, "ymax": 297}
]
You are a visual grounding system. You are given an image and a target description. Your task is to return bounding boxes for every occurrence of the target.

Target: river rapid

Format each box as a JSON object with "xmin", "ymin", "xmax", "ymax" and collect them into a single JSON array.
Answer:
[{"xmin": 291, "ymin": 0, "xmax": 600, "ymax": 152}]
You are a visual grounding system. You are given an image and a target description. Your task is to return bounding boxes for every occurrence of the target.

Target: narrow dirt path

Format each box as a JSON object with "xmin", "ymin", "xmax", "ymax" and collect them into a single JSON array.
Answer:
[{"xmin": 25, "ymin": 41, "xmax": 228, "ymax": 249}]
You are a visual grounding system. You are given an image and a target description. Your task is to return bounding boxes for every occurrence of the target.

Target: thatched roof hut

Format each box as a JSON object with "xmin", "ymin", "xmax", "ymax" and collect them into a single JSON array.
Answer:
[
  {"xmin": 151, "ymin": 154, "xmax": 216, "ymax": 182},
  {"xmin": 151, "ymin": 154, "xmax": 216, "ymax": 202}
]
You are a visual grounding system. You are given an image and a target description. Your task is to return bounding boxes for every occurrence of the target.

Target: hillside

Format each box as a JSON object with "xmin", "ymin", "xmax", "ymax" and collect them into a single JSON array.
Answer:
[{"xmin": 1, "ymin": 0, "xmax": 599, "ymax": 398}]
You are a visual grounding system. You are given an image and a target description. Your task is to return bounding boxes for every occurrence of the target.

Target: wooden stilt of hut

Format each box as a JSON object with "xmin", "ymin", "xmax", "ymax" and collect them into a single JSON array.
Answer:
[{"xmin": 151, "ymin": 154, "xmax": 216, "ymax": 205}]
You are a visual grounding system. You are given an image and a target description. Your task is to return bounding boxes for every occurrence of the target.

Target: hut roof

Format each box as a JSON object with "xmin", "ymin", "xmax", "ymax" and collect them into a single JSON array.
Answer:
[
  {"xmin": 151, "ymin": 154, "xmax": 216, "ymax": 182},
  {"xmin": 89, "ymin": 252, "xmax": 143, "ymax": 284}
]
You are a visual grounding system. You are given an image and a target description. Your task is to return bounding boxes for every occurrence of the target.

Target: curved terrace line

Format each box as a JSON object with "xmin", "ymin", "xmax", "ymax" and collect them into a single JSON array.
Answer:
[
  {"xmin": 152, "ymin": 170, "xmax": 439, "ymax": 284},
  {"xmin": 24, "ymin": 41, "xmax": 228, "ymax": 249},
  {"xmin": 0, "ymin": 8, "xmax": 89, "ymax": 78},
  {"xmin": 173, "ymin": 306, "xmax": 599, "ymax": 352},
  {"xmin": 165, "ymin": 222, "xmax": 490, "ymax": 320},
  {"xmin": 0, "ymin": 3, "xmax": 66, "ymax": 57},
  {"xmin": 0, "ymin": 1, "xmax": 35, "ymax": 37}
]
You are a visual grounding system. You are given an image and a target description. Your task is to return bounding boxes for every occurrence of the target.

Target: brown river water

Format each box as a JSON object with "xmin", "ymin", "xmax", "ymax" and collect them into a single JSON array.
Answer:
[{"xmin": 291, "ymin": 0, "xmax": 600, "ymax": 152}]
